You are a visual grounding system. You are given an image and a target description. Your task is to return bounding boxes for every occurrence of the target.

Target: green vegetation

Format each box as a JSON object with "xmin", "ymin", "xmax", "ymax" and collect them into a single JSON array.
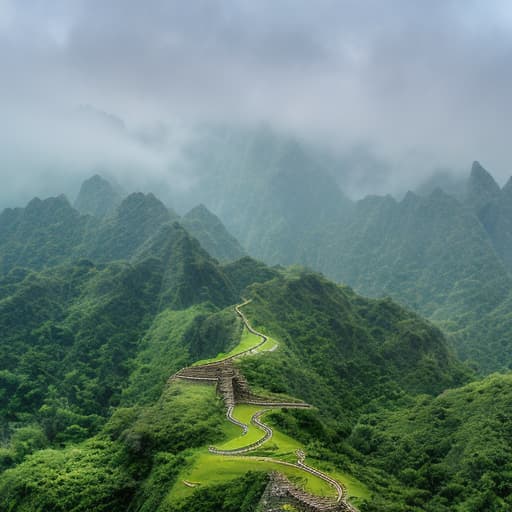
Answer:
[
  {"xmin": 240, "ymin": 273, "xmax": 469, "ymax": 424},
  {"xmin": 215, "ymin": 405, "xmax": 301, "ymax": 453},
  {"xmin": 0, "ymin": 381, "xmax": 230, "ymax": 511},
  {"xmin": 174, "ymin": 453, "xmax": 335, "ymax": 500},
  {"xmin": 2, "ymin": 178, "xmax": 512, "ymax": 510},
  {"xmin": 168, "ymin": 139, "xmax": 512, "ymax": 374},
  {"xmin": 0, "ymin": 223, "xmax": 239, "ymax": 445},
  {"xmin": 194, "ymin": 328, "xmax": 276, "ymax": 366},
  {"xmin": 74, "ymin": 174, "xmax": 122, "ymax": 217},
  {"xmin": 347, "ymin": 373, "xmax": 512, "ymax": 511},
  {"xmin": 161, "ymin": 471, "xmax": 269, "ymax": 512},
  {"xmin": 181, "ymin": 204, "xmax": 246, "ymax": 262},
  {"xmin": 222, "ymin": 256, "xmax": 280, "ymax": 296}
]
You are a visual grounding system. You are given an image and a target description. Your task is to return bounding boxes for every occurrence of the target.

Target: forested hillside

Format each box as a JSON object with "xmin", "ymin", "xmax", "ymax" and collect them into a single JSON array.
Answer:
[
  {"xmin": 181, "ymin": 204, "xmax": 246, "ymax": 262},
  {"xmin": 0, "ymin": 229, "xmax": 239, "ymax": 444},
  {"xmin": 161, "ymin": 131, "xmax": 512, "ymax": 373},
  {"xmin": 1, "ymin": 182, "xmax": 511, "ymax": 511},
  {"xmin": 4, "ymin": 2, "xmax": 512, "ymax": 510},
  {"xmin": 0, "ymin": 181, "xmax": 242, "ymax": 274},
  {"xmin": 2, "ymin": 253, "xmax": 508, "ymax": 511}
]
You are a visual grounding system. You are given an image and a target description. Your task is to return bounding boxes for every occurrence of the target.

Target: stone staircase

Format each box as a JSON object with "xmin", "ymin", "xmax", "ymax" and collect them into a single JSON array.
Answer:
[
  {"xmin": 170, "ymin": 359, "xmax": 306, "ymax": 409},
  {"xmin": 257, "ymin": 472, "xmax": 357, "ymax": 512},
  {"xmin": 169, "ymin": 300, "xmax": 358, "ymax": 512}
]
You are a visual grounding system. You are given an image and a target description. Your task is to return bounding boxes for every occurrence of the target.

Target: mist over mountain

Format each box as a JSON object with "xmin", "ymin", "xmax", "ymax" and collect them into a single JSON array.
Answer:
[
  {"xmin": 2, "ymin": 169, "xmax": 512, "ymax": 509},
  {"xmin": 3, "ymin": 2, "xmax": 512, "ymax": 510},
  {"xmin": 181, "ymin": 204, "xmax": 246, "ymax": 262},
  {"xmin": 74, "ymin": 174, "xmax": 123, "ymax": 217}
]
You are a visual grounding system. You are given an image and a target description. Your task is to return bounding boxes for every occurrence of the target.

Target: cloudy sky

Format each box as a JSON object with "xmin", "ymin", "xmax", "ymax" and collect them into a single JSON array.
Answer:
[{"xmin": 1, "ymin": 0, "xmax": 512, "ymax": 203}]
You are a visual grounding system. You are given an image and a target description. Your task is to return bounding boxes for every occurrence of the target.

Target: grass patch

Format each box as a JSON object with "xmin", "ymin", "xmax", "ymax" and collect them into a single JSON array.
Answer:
[
  {"xmin": 308, "ymin": 461, "xmax": 371, "ymax": 501},
  {"xmin": 217, "ymin": 405, "xmax": 302, "ymax": 455},
  {"xmin": 193, "ymin": 328, "xmax": 277, "ymax": 366},
  {"xmin": 170, "ymin": 452, "xmax": 336, "ymax": 502}
]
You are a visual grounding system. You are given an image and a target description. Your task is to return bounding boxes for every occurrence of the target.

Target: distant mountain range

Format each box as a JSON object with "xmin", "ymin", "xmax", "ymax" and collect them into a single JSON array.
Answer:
[
  {"xmin": 154, "ymin": 129, "xmax": 512, "ymax": 374},
  {"xmin": 1, "ymin": 166, "xmax": 511, "ymax": 510},
  {"xmin": 0, "ymin": 179, "xmax": 244, "ymax": 274},
  {"xmin": 5, "ymin": 153, "xmax": 511, "ymax": 375}
]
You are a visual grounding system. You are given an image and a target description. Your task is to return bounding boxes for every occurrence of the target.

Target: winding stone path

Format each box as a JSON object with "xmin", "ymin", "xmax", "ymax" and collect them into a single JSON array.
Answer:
[{"xmin": 171, "ymin": 300, "xmax": 357, "ymax": 512}]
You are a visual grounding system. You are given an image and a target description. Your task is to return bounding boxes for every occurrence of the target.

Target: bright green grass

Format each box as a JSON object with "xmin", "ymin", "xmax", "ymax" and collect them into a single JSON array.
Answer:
[
  {"xmin": 333, "ymin": 470, "xmax": 371, "ymax": 500},
  {"xmin": 193, "ymin": 328, "xmax": 277, "ymax": 366},
  {"xmin": 217, "ymin": 405, "xmax": 302, "ymax": 454},
  {"xmin": 169, "ymin": 452, "xmax": 336, "ymax": 502},
  {"xmin": 175, "ymin": 348, "xmax": 369, "ymax": 507},
  {"xmin": 307, "ymin": 461, "xmax": 371, "ymax": 500},
  {"xmin": 218, "ymin": 405, "xmax": 266, "ymax": 449}
]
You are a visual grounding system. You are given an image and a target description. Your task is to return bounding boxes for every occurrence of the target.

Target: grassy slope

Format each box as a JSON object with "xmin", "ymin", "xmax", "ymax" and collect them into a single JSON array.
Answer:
[
  {"xmin": 194, "ymin": 328, "xmax": 277, "ymax": 366},
  {"xmin": 169, "ymin": 387, "xmax": 369, "ymax": 504},
  {"xmin": 167, "ymin": 301, "xmax": 370, "ymax": 508},
  {"xmin": 3, "ymin": 266, "xmax": 507, "ymax": 511}
]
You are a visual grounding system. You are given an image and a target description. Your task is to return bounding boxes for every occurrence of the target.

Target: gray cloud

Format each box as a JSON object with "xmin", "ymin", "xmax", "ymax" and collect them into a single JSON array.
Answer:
[{"xmin": 1, "ymin": 0, "xmax": 512, "ymax": 203}]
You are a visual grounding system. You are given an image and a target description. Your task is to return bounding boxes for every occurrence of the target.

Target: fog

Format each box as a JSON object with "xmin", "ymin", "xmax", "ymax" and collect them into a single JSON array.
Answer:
[{"xmin": 1, "ymin": 0, "xmax": 512, "ymax": 206}]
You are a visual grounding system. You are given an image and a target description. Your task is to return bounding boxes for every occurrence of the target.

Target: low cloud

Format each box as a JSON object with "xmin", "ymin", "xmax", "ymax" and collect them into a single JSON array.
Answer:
[{"xmin": 1, "ymin": 0, "xmax": 512, "ymax": 204}]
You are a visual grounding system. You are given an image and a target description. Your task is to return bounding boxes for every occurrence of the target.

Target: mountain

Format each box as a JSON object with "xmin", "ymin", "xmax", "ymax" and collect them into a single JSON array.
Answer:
[
  {"xmin": 0, "ymin": 266, "xmax": 472, "ymax": 511},
  {"xmin": 240, "ymin": 271, "xmax": 468, "ymax": 425},
  {"xmin": 348, "ymin": 373, "xmax": 512, "ymax": 511},
  {"xmin": 86, "ymin": 192, "xmax": 174, "ymax": 262},
  {"xmin": 167, "ymin": 126, "xmax": 352, "ymax": 265},
  {"xmin": 1, "ymin": 175, "xmax": 511, "ymax": 511},
  {"xmin": 134, "ymin": 221, "xmax": 237, "ymax": 310},
  {"xmin": 159, "ymin": 132, "xmax": 512, "ymax": 372},
  {"xmin": 0, "ymin": 191, "xmax": 174, "ymax": 273},
  {"xmin": 486, "ymin": 177, "xmax": 512, "ymax": 270},
  {"xmin": 0, "ymin": 226, "xmax": 239, "ymax": 439},
  {"xmin": 221, "ymin": 256, "xmax": 280, "ymax": 296},
  {"xmin": 74, "ymin": 174, "xmax": 123, "ymax": 217},
  {"xmin": 0, "ymin": 195, "xmax": 88, "ymax": 273},
  {"xmin": 462, "ymin": 164, "xmax": 512, "ymax": 272},
  {"xmin": 0, "ymin": 181, "xmax": 242, "ymax": 275},
  {"xmin": 300, "ymin": 187, "xmax": 512, "ymax": 372},
  {"xmin": 464, "ymin": 161, "xmax": 501, "ymax": 218},
  {"xmin": 181, "ymin": 204, "xmax": 246, "ymax": 262},
  {"xmin": 169, "ymin": 151, "xmax": 512, "ymax": 373}
]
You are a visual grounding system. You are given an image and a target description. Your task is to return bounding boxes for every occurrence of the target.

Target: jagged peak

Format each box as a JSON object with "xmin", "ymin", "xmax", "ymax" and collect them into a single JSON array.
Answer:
[
  {"xmin": 401, "ymin": 190, "xmax": 419, "ymax": 205},
  {"xmin": 468, "ymin": 161, "xmax": 500, "ymax": 193},
  {"xmin": 104, "ymin": 193, "xmax": 172, "ymax": 237},
  {"xmin": 501, "ymin": 176, "xmax": 512, "ymax": 196},
  {"xmin": 76, "ymin": 174, "xmax": 115, "ymax": 196},
  {"xmin": 26, "ymin": 194, "xmax": 72, "ymax": 210},
  {"xmin": 184, "ymin": 203, "xmax": 213, "ymax": 217},
  {"xmin": 465, "ymin": 161, "xmax": 500, "ymax": 212},
  {"xmin": 75, "ymin": 174, "xmax": 121, "ymax": 217},
  {"xmin": 118, "ymin": 191, "xmax": 167, "ymax": 211}
]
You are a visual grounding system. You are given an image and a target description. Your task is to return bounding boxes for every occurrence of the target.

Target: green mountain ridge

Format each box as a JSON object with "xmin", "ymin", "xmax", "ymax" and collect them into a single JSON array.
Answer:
[
  {"xmin": 0, "ymin": 262, "xmax": 478, "ymax": 511},
  {"xmin": 181, "ymin": 204, "xmax": 246, "ymax": 262},
  {"xmin": 348, "ymin": 372, "xmax": 512, "ymax": 511},
  {"xmin": 74, "ymin": 174, "xmax": 123, "ymax": 217},
  {"xmin": 165, "ymin": 135, "xmax": 512, "ymax": 373},
  {"xmin": 0, "ymin": 184, "xmax": 245, "ymax": 276},
  {"xmin": 1, "ymin": 176, "xmax": 511, "ymax": 510},
  {"xmin": 307, "ymin": 187, "xmax": 512, "ymax": 372}
]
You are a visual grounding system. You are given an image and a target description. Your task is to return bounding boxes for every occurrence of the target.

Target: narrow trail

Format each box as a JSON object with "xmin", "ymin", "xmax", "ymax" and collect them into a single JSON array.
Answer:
[{"xmin": 172, "ymin": 300, "xmax": 357, "ymax": 512}]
